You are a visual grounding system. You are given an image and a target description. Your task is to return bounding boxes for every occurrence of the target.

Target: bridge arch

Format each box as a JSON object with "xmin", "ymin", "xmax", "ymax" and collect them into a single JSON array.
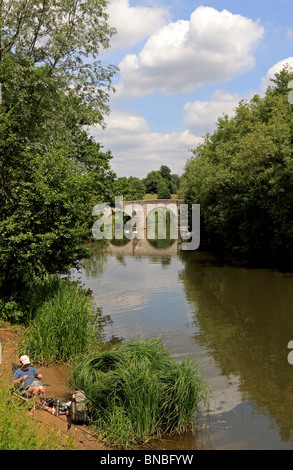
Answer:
[{"xmin": 123, "ymin": 199, "xmax": 183, "ymax": 236}]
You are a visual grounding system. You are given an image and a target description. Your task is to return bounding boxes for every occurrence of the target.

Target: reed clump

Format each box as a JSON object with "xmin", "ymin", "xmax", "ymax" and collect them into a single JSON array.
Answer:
[
  {"xmin": 70, "ymin": 337, "xmax": 209, "ymax": 448},
  {"xmin": 20, "ymin": 277, "xmax": 100, "ymax": 364},
  {"xmin": 15, "ymin": 276, "xmax": 208, "ymax": 449}
]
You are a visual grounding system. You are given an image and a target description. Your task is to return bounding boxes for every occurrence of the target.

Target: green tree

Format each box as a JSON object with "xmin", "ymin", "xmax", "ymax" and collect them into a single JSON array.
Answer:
[
  {"xmin": 159, "ymin": 165, "xmax": 172, "ymax": 181},
  {"xmin": 159, "ymin": 165, "xmax": 179, "ymax": 194},
  {"xmin": 180, "ymin": 66, "xmax": 293, "ymax": 268},
  {"xmin": 157, "ymin": 180, "xmax": 171, "ymax": 199},
  {"xmin": 170, "ymin": 174, "xmax": 180, "ymax": 194},
  {"xmin": 0, "ymin": 0, "xmax": 117, "ymax": 297},
  {"xmin": 0, "ymin": 0, "xmax": 116, "ymax": 114},
  {"xmin": 0, "ymin": 127, "xmax": 116, "ymax": 296},
  {"xmin": 127, "ymin": 177, "xmax": 146, "ymax": 200},
  {"xmin": 114, "ymin": 176, "xmax": 146, "ymax": 200},
  {"xmin": 143, "ymin": 170, "xmax": 163, "ymax": 194},
  {"xmin": 115, "ymin": 177, "xmax": 131, "ymax": 198}
]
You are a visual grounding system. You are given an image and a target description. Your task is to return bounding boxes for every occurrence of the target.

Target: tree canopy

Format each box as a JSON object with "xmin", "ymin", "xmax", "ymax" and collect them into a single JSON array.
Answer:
[
  {"xmin": 180, "ymin": 66, "xmax": 293, "ymax": 269},
  {"xmin": 0, "ymin": 0, "xmax": 117, "ymax": 297},
  {"xmin": 143, "ymin": 165, "xmax": 180, "ymax": 196},
  {"xmin": 114, "ymin": 176, "xmax": 146, "ymax": 201},
  {"xmin": 157, "ymin": 180, "xmax": 171, "ymax": 199}
]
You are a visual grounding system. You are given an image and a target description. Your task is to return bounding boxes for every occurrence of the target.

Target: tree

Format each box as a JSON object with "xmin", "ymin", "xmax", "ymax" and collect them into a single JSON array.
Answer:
[
  {"xmin": 127, "ymin": 177, "xmax": 146, "ymax": 200},
  {"xmin": 157, "ymin": 180, "xmax": 171, "ymax": 199},
  {"xmin": 180, "ymin": 66, "xmax": 293, "ymax": 268},
  {"xmin": 170, "ymin": 174, "xmax": 180, "ymax": 194},
  {"xmin": 115, "ymin": 177, "xmax": 131, "ymax": 198},
  {"xmin": 159, "ymin": 165, "xmax": 179, "ymax": 194},
  {"xmin": 0, "ymin": 1, "xmax": 118, "ymax": 296},
  {"xmin": 114, "ymin": 176, "xmax": 146, "ymax": 200},
  {"xmin": 0, "ymin": 0, "xmax": 117, "ymax": 120},
  {"xmin": 159, "ymin": 165, "xmax": 172, "ymax": 181},
  {"xmin": 143, "ymin": 170, "xmax": 163, "ymax": 194}
]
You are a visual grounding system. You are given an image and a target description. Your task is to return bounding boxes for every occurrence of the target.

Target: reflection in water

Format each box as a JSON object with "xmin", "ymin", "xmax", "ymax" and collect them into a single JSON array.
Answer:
[
  {"xmin": 71, "ymin": 239, "xmax": 293, "ymax": 449},
  {"xmin": 179, "ymin": 250, "xmax": 293, "ymax": 446},
  {"xmin": 109, "ymin": 236, "xmax": 179, "ymax": 257}
]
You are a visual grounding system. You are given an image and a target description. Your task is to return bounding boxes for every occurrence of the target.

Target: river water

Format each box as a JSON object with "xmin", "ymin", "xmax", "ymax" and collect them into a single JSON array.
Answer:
[{"xmin": 71, "ymin": 238, "xmax": 293, "ymax": 450}]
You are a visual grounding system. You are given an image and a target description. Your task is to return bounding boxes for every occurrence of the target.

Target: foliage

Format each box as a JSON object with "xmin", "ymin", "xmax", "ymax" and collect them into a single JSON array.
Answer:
[
  {"xmin": 70, "ymin": 337, "xmax": 208, "ymax": 448},
  {"xmin": 143, "ymin": 170, "xmax": 163, "ymax": 194},
  {"xmin": 170, "ymin": 173, "xmax": 181, "ymax": 194},
  {"xmin": 159, "ymin": 165, "xmax": 180, "ymax": 194},
  {"xmin": 115, "ymin": 176, "xmax": 146, "ymax": 200},
  {"xmin": 0, "ymin": 141, "xmax": 115, "ymax": 294},
  {"xmin": 20, "ymin": 278, "xmax": 100, "ymax": 364},
  {"xmin": 127, "ymin": 177, "xmax": 146, "ymax": 200},
  {"xmin": 0, "ymin": 0, "xmax": 117, "ymax": 125},
  {"xmin": 0, "ymin": 298, "xmax": 24, "ymax": 323},
  {"xmin": 157, "ymin": 180, "xmax": 171, "ymax": 199},
  {"xmin": 180, "ymin": 66, "xmax": 293, "ymax": 268},
  {"xmin": 143, "ymin": 166, "xmax": 180, "ymax": 195},
  {"xmin": 159, "ymin": 164, "xmax": 172, "ymax": 180},
  {"xmin": 0, "ymin": 1, "xmax": 117, "ymax": 296}
]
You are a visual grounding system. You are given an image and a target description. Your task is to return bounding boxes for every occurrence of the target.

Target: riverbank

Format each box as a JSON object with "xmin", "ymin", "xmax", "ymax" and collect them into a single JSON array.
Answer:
[
  {"xmin": 0, "ymin": 325, "xmax": 112, "ymax": 450},
  {"xmin": 0, "ymin": 271, "xmax": 209, "ymax": 450}
]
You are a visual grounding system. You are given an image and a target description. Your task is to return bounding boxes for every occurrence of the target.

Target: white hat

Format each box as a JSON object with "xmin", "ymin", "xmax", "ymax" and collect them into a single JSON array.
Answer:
[{"xmin": 20, "ymin": 355, "xmax": 30, "ymax": 365}]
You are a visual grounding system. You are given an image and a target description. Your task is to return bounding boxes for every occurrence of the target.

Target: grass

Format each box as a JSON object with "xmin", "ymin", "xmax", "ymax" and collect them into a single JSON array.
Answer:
[
  {"xmin": 143, "ymin": 194, "xmax": 179, "ymax": 200},
  {"xmin": 0, "ymin": 379, "xmax": 75, "ymax": 450},
  {"xmin": 20, "ymin": 277, "xmax": 100, "ymax": 364},
  {"xmin": 6, "ymin": 275, "xmax": 209, "ymax": 449},
  {"xmin": 70, "ymin": 337, "xmax": 209, "ymax": 448}
]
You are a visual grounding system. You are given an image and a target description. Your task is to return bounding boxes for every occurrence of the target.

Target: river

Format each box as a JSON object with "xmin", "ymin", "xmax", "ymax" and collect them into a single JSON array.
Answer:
[{"xmin": 71, "ymin": 237, "xmax": 293, "ymax": 450}]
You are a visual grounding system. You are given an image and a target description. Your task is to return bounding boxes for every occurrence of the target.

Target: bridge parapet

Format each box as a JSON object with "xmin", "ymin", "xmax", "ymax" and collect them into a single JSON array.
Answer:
[{"xmin": 122, "ymin": 199, "xmax": 184, "ymax": 230}]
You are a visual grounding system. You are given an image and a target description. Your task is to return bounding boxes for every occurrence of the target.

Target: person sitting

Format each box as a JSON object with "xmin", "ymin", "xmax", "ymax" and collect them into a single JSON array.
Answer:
[{"xmin": 12, "ymin": 355, "xmax": 45, "ymax": 406}]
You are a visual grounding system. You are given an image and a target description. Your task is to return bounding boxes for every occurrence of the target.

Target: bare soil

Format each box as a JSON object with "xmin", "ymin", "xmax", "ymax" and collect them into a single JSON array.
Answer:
[{"xmin": 0, "ymin": 326, "xmax": 113, "ymax": 450}]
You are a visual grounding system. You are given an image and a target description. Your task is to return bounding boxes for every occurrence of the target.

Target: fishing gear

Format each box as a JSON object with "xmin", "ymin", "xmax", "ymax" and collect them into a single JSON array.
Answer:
[{"xmin": 69, "ymin": 381, "xmax": 153, "ymax": 449}]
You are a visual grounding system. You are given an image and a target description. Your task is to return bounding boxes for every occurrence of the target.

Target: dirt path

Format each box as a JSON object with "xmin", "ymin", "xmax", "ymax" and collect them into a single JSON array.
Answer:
[{"xmin": 0, "ymin": 327, "xmax": 113, "ymax": 450}]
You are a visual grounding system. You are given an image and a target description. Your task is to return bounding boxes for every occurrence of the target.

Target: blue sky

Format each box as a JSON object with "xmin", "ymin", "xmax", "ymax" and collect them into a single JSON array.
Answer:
[{"xmin": 90, "ymin": 0, "xmax": 293, "ymax": 178}]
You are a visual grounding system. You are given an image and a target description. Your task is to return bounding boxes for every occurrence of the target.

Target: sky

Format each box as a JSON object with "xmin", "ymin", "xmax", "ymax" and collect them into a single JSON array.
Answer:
[{"xmin": 90, "ymin": 0, "xmax": 293, "ymax": 179}]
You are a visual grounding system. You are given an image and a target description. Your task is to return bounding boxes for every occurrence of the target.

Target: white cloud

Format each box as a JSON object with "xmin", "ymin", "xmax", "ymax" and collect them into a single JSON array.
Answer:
[
  {"xmin": 102, "ymin": 108, "xmax": 151, "ymax": 133},
  {"xmin": 183, "ymin": 89, "xmax": 240, "ymax": 136},
  {"xmin": 90, "ymin": 109, "xmax": 202, "ymax": 177},
  {"xmin": 115, "ymin": 6, "xmax": 264, "ymax": 98},
  {"xmin": 107, "ymin": 0, "xmax": 169, "ymax": 50},
  {"xmin": 261, "ymin": 57, "xmax": 293, "ymax": 92},
  {"xmin": 91, "ymin": 56, "xmax": 293, "ymax": 179}
]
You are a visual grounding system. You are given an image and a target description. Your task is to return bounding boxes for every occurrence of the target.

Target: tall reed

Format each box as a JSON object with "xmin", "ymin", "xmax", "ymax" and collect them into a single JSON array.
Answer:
[
  {"xmin": 20, "ymin": 278, "xmax": 99, "ymax": 364},
  {"xmin": 70, "ymin": 337, "xmax": 209, "ymax": 448}
]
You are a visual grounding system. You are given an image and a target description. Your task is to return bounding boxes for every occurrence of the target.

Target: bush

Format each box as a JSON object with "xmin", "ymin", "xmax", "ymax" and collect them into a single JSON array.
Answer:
[
  {"xmin": 0, "ymin": 299, "xmax": 24, "ymax": 324},
  {"xmin": 70, "ymin": 337, "xmax": 208, "ymax": 448}
]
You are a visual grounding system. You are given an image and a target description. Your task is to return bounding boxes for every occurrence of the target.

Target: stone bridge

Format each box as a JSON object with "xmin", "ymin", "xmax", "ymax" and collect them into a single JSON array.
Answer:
[
  {"xmin": 92, "ymin": 198, "xmax": 200, "ymax": 251},
  {"xmin": 121, "ymin": 198, "xmax": 184, "ymax": 235}
]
